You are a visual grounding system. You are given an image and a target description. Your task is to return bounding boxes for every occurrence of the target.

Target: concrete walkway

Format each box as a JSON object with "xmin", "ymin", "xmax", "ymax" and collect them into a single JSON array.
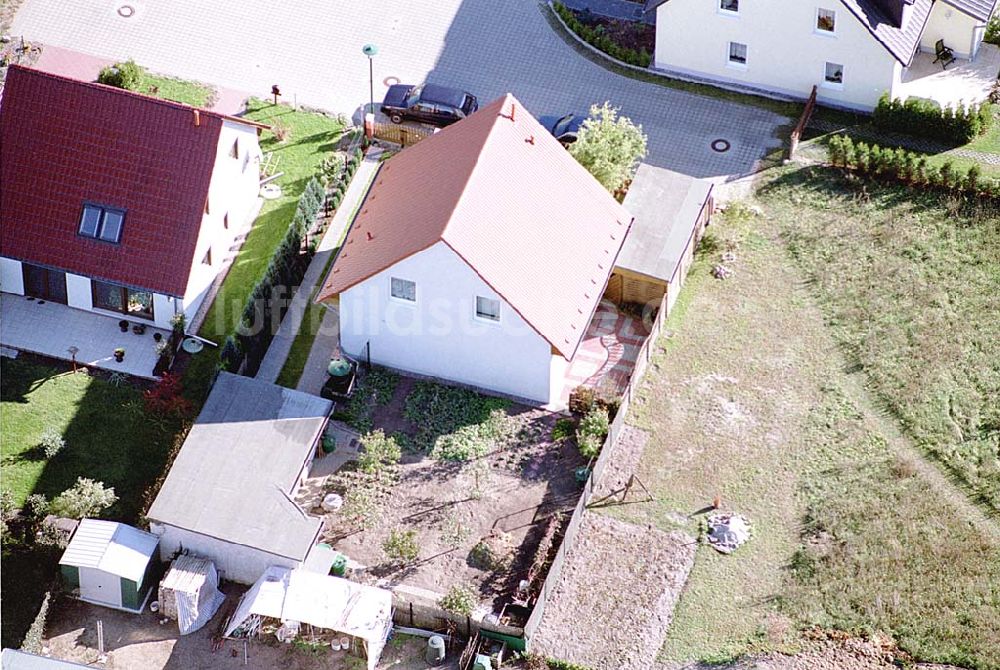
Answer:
[
  {"xmin": 560, "ymin": 0, "xmax": 655, "ymax": 25},
  {"xmin": 255, "ymin": 149, "xmax": 381, "ymax": 385}
]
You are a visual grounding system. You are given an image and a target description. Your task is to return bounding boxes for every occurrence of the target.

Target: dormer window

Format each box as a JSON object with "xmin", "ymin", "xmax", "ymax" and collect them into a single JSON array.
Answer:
[
  {"xmin": 79, "ymin": 204, "xmax": 125, "ymax": 243},
  {"xmin": 817, "ymin": 8, "xmax": 836, "ymax": 33},
  {"xmin": 720, "ymin": 0, "xmax": 739, "ymax": 14}
]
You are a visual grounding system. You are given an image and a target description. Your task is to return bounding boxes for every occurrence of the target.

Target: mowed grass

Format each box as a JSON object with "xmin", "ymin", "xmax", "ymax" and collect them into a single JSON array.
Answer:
[
  {"xmin": 761, "ymin": 168, "xmax": 1000, "ymax": 511},
  {"xmin": 1, "ymin": 358, "xmax": 183, "ymax": 647},
  {"xmin": 609, "ymin": 184, "xmax": 1000, "ymax": 667},
  {"xmin": 185, "ymin": 100, "xmax": 342, "ymax": 399},
  {"xmin": 141, "ymin": 72, "xmax": 215, "ymax": 108}
]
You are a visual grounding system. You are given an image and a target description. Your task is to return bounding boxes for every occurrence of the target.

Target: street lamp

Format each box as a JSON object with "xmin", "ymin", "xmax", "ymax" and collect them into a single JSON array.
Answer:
[{"xmin": 362, "ymin": 43, "xmax": 379, "ymax": 115}]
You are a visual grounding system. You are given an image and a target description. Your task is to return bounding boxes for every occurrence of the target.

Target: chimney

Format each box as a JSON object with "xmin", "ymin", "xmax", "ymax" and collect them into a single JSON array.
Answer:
[
  {"xmin": 874, "ymin": 0, "xmax": 913, "ymax": 27},
  {"xmin": 525, "ymin": 135, "xmax": 535, "ymax": 145},
  {"xmin": 193, "ymin": 109, "xmax": 200, "ymax": 127},
  {"xmin": 510, "ymin": 103, "xmax": 516, "ymax": 122},
  {"xmin": 366, "ymin": 231, "xmax": 374, "ymax": 241}
]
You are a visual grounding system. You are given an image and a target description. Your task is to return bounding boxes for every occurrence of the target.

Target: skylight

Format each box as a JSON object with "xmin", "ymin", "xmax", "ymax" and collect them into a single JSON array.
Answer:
[{"xmin": 79, "ymin": 204, "xmax": 126, "ymax": 243}]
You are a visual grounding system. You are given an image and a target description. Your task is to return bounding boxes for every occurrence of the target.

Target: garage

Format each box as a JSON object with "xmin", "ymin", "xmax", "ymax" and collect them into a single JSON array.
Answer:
[{"xmin": 59, "ymin": 519, "xmax": 159, "ymax": 613}]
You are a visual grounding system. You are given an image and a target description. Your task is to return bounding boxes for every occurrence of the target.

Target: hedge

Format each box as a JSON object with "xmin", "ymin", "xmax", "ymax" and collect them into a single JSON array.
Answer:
[
  {"xmin": 827, "ymin": 134, "xmax": 1000, "ymax": 201},
  {"xmin": 553, "ymin": 2, "xmax": 651, "ymax": 68},
  {"xmin": 873, "ymin": 93, "xmax": 993, "ymax": 145},
  {"xmin": 224, "ymin": 147, "xmax": 364, "ymax": 375}
]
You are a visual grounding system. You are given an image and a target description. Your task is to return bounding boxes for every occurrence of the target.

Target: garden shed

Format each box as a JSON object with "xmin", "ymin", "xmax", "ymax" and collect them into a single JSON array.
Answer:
[
  {"xmin": 609, "ymin": 163, "xmax": 714, "ymax": 316},
  {"xmin": 59, "ymin": 519, "xmax": 159, "ymax": 613},
  {"xmin": 225, "ymin": 566, "xmax": 392, "ymax": 670}
]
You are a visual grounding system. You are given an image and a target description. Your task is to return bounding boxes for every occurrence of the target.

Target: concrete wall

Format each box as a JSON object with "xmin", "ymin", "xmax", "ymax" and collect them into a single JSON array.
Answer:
[
  {"xmin": 338, "ymin": 242, "xmax": 559, "ymax": 404},
  {"xmin": 920, "ymin": 2, "xmax": 982, "ymax": 59},
  {"xmin": 653, "ymin": 0, "xmax": 899, "ymax": 110},
  {"xmin": 149, "ymin": 522, "xmax": 301, "ymax": 585},
  {"xmin": 182, "ymin": 121, "xmax": 264, "ymax": 324}
]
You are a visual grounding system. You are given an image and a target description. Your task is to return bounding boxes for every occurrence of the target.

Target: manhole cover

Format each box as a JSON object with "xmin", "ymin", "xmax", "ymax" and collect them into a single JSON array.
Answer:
[
  {"xmin": 117, "ymin": 4, "xmax": 135, "ymax": 17},
  {"xmin": 711, "ymin": 138, "xmax": 731, "ymax": 153}
]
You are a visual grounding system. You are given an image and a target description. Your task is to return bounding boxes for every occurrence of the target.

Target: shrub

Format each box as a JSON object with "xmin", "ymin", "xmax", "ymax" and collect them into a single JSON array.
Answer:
[
  {"xmin": 20, "ymin": 590, "xmax": 51, "ymax": 654},
  {"xmin": 219, "ymin": 335, "xmax": 243, "ymax": 372},
  {"xmin": 553, "ymin": 2, "xmax": 651, "ymax": 67},
  {"xmin": 568, "ymin": 386, "xmax": 597, "ymax": 415},
  {"xmin": 24, "ymin": 494, "xmax": 49, "ymax": 523},
  {"xmin": 97, "ymin": 59, "xmax": 144, "ymax": 91},
  {"xmin": 342, "ymin": 487, "xmax": 381, "ymax": 529},
  {"xmin": 552, "ymin": 418, "xmax": 575, "ymax": 442},
  {"xmin": 987, "ymin": 16, "xmax": 1000, "ymax": 45},
  {"xmin": 430, "ymin": 408, "xmax": 515, "ymax": 461},
  {"xmin": 577, "ymin": 432, "xmax": 603, "ymax": 459},
  {"xmin": 357, "ymin": 430, "xmax": 402, "ymax": 475},
  {"xmin": 874, "ymin": 92, "xmax": 993, "ymax": 144},
  {"xmin": 51, "ymin": 478, "xmax": 117, "ymax": 519},
  {"xmin": 1, "ymin": 488, "xmax": 16, "ymax": 538},
  {"xmin": 38, "ymin": 429, "xmax": 66, "ymax": 459},
  {"xmin": 143, "ymin": 372, "xmax": 192, "ymax": 419},
  {"xmin": 383, "ymin": 528, "xmax": 420, "ymax": 564},
  {"xmin": 469, "ymin": 532, "xmax": 515, "ymax": 571},
  {"xmin": 439, "ymin": 584, "xmax": 477, "ymax": 617},
  {"xmin": 578, "ymin": 406, "xmax": 610, "ymax": 440}
]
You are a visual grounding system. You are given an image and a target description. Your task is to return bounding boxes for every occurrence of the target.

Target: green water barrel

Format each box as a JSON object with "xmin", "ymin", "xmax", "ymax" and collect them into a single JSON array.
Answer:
[{"xmin": 330, "ymin": 552, "xmax": 348, "ymax": 577}]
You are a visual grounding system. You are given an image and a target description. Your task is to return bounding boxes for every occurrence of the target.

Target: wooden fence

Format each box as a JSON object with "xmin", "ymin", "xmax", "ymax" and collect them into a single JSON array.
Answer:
[
  {"xmin": 788, "ymin": 85, "xmax": 819, "ymax": 159},
  {"xmin": 372, "ymin": 122, "xmax": 436, "ymax": 148},
  {"xmin": 522, "ymin": 292, "xmax": 669, "ymax": 646}
]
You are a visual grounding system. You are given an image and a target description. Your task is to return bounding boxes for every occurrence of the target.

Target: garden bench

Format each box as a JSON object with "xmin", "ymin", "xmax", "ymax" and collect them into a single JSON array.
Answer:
[{"xmin": 933, "ymin": 39, "xmax": 956, "ymax": 69}]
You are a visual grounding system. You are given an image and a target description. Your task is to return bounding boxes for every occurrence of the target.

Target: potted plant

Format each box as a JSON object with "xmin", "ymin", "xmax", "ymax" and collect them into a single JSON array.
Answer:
[
  {"xmin": 153, "ymin": 332, "xmax": 163, "ymax": 342},
  {"xmin": 113, "ymin": 347, "xmax": 125, "ymax": 362},
  {"xmin": 155, "ymin": 340, "xmax": 172, "ymax": 358},
  {"xmin": 119, "ymin": 320, "xmax": 129, "ymax": 333},
  {"xmin": 132, "ymin": 323, "xmax": 146, "ymax": 335},
  {"xmin": 170, "ymin": 313, "xmax": 187, "ymax": 336}
]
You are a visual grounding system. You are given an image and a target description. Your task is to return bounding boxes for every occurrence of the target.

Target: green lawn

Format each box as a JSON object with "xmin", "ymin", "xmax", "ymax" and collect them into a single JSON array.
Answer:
[
  {"xmin": 609, "ymin": 173, "xmax": 1000, "ymax": 667},
  {"xmin": 1, "ymin": 357, "xmax": 184, "ymax": 647},
  {"xmin": 184, "ymin": 100, "xmax": 343, "ymax": 399},
  {"xmin": 141, "ymin": 72, "xmax": 215, "ymax": 108}
]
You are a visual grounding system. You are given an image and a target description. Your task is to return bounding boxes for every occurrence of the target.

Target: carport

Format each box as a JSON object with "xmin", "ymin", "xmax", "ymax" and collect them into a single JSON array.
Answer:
[{"xmin": 608, "ymin": 163, "xmax": 714, "ymax": 316}]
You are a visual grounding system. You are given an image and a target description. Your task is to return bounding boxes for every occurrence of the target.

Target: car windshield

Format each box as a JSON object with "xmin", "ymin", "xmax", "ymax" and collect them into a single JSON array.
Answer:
[{"xmin": 406, "ymin": 86, "xmax": 423, "ymax": 107}]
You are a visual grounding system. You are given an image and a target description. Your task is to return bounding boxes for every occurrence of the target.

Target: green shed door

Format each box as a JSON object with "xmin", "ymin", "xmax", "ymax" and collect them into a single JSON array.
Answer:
[
  {"xmin": 120, "ymin": 576, "xmax": 140, "ymax": 611},
  {"xmin": 61, "ymin": 565, "xmax": 80, "ymax": 592}
]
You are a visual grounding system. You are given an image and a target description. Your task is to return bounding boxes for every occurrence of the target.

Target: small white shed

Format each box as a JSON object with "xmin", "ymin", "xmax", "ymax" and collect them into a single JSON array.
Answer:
[{"xmin": 59, "ymin": 519, "xmax": 159, "ymax": 612}]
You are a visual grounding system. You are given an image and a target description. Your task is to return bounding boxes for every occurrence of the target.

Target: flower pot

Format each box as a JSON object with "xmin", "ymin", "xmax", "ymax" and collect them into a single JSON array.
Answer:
[
  {"xmin": 132, "ymin": 324, "xmax": 146, "ymax": 335},
  {"xmin": 114, "ymin": 349, "xmax": 125, "ymax": 363},
  {"xmin": 119, "ymin": 320, "xmax": 129, "ymax": 332},
  {"xmin": 153, "ymin": 332, "xmax": 162, "ymax": 342}
]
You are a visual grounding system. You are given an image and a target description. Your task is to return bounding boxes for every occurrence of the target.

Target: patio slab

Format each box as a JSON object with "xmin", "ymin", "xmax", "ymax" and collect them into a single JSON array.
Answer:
[
  {"xmin": 1, "ymin": 293, "xmax": 168, "ymax": 379},
  {"xmin": 898, "ymin": 44, "xmax": 1000, "ymax": 107}
]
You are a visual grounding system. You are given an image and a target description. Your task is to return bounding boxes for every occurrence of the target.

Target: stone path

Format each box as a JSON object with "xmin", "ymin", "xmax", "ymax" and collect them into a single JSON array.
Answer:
[
  {"xmin": 254, "ymin": 148, "xmax": 381, "ymax": 385},
  {"xmin": 808, "ymin": 117, "xmax": 1000, "ymax": 166},
  {"xmin": 560, "ymin": 0, "xmax": 655, "ymax": 25}
]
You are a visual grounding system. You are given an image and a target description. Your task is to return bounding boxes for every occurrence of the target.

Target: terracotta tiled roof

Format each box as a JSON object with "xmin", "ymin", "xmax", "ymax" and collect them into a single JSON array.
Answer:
[
  {"xmin": 0, "ymin": 65, "xmax": 231, "ymax": 296},
  {"xmin": 318, "ymin": 94, "xmax": 633, "ymax": 360}
]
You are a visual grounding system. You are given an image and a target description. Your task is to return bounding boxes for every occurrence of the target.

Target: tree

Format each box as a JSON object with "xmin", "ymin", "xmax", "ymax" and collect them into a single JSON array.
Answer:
[
  {"xmin": 568, "ymin": 102, "xmax": 648, "ymax": 193},
  {"xmin": 51, "ymin": 478, "xmax": 117, "ymax": 519}
]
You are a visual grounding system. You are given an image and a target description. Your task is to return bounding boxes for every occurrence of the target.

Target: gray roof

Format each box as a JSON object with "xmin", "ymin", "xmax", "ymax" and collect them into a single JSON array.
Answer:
[
  {"xmin": 147, "ymin": 373, "xmax": 332, "ymax": 561},
  {"xmin": 617, "ymin": 163, "xmax": 713, "ymax": 283},
  {"xmin": 942, "ymin": 0, "xmax": 998, "ymax": 21},
  {"xmin": 644, "ymin": 0, "xmax": 934, "ymax": 65},
  {"xmin": 1, "ymin": 650, "xmax": 93, "ymax": 670}
]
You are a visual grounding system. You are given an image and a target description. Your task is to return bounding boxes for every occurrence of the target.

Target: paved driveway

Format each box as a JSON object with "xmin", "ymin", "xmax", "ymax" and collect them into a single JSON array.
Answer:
[{"xmin": 12, "ymin": 0, "xmax": 788, "ymax": 178}]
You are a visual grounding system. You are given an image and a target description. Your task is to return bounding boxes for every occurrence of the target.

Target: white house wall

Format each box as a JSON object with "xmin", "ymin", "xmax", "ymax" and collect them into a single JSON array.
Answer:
[
  {"xmin": 149, "ymin": 522, "xmax": 300, "ymax": 585},
  {"xmin": 653, "ymin": 0, "xmax": 898, "ymax": 110},
  {"xmin": 339, "ymin": 242, "xmax": 559, "ymax": 404},
  {"xmin": 921, "ymin": 3, "xmax": 981, "ymax": 59},
  {"xmin": 0, "ymin": 257, "xmax": 23, "ymax": 295},
  {"xmin": 182, "ymin": 121, "xmax": 264, "ymax": 324}
]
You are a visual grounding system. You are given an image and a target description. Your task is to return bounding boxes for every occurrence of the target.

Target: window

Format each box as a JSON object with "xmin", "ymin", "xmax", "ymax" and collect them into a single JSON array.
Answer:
[
  {"xmin": 720, "ymin": 0, "xmax": 739, "ymax": 13},
  {"xmin": 816, "ymin": 8, "xmax": 836, "ymax": 33},
  {"xmin": 475, "ymin": 296, "xmax": 500, "ymax": 323},
  {"xmin": 728, "ymin": 41, "xmax": 748, "ymax": 66},
  {"xmin": 78, "ymin": 204, "xmax": 125, "ymax": 243},
  {"xmin": 229, "ymin": 139, "xmax": 239, "ymax": 159},
  {"xmin": 824, "ymin": 61, "xmax": 844, "ymax": 85},
  {"xmin": 22, "ymin": 264, "xmax": 67, "ymax": 304},
  {"xmin": 202, "ymin": 248, "xmax": 213, "ymax": 266},
  {"xmin": 92, "ymin": 280, "xmax": 154, "ymax": 320},
  {"xmin": 390, "ymin": 277, "xmax": 416, "ymax": 302}
]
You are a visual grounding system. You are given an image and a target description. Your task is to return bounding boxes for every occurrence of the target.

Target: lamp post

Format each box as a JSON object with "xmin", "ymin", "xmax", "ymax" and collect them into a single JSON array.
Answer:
[{"xmin": 362, "ymin": 43, "xmax": 379, "ymax": 115}]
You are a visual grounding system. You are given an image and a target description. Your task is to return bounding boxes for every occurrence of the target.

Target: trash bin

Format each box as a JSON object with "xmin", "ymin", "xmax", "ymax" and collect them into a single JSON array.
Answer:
[
  {"xmin": 425, "ymin": 635, "xmax": 446, "ymax": 665},
  {"xmin": 330, "ymin": 552, "xmax": 348, "ymax": 577}
]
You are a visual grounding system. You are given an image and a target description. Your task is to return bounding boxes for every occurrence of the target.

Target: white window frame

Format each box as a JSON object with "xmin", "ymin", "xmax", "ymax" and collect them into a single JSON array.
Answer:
[
  {"xmin": 719, "ymin": 0, "xmax": 740, "ymax": 15},
  {"xmin": 474, "ymin": 295, "xmax": 501, "ymax": 324},
  {"xmin": 816, "ymin": 8, "xmax": 837, "ymax": 35},
  {"xmin": 822, "ymin": 61, "xmax": 845, "ymax": 89},
  {"xmin": 389, "ymin": 276, "xmax": 417, "ymax": 304},
  {"xmin": 727, "ymin": 41, "xmax": 748, "ymax": 68}
]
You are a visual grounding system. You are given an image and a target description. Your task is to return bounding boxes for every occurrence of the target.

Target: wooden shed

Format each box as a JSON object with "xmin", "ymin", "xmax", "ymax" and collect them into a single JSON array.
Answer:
[
  {"xmin": 609, "ymin": 163, "xmax": 714, "ymax": 317},
  {"xmin": 59, "ymin": 519, "xmax": 159, "ymax": 613}
]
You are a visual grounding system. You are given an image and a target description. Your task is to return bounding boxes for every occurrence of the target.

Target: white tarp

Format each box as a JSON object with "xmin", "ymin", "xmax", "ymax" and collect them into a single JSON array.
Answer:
[
  {"xmin": 225, "ymin": 566, "xmax": 393, "ymax": 670},
  {"xmin": 176, "ymin": 562, "xmax": 225, "ymax": 635}
]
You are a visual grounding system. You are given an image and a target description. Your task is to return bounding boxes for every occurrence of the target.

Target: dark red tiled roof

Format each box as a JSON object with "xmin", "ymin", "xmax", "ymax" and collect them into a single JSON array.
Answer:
[{"xmin": 0, "ymin": 65, "xmax": 226, "ymax": 296}]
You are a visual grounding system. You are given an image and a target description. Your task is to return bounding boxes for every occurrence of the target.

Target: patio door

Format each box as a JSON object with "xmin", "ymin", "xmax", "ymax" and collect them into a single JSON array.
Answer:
[{"xmin": 22, "ymin": 263, "xmax": 67, "ymax": 304}]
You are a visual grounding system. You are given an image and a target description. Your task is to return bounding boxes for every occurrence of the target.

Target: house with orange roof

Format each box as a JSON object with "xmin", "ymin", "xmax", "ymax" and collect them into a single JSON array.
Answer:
[{"xmin": 316, "ymin": 94, "xmax": 711, "ymax": 406}]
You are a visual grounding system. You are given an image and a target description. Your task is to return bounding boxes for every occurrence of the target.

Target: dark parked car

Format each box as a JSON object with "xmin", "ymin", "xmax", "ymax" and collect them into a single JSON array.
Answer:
[
  {"xmin": 539, "ymin": 113, "xmax": 585, "ymax": 145},
  {"xmin": 380, "ymin": 83, "xmax": 478, "ymax": 126}
]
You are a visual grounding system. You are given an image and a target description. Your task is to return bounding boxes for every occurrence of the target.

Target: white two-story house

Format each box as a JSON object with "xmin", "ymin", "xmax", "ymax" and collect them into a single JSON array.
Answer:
[
  {"xmin": 644, "ymin": 0, "xmax": 999, "ymax": 110},
  {"xmin": 0, "ymin": 65, "xmax": 265, "ymax": 331}
]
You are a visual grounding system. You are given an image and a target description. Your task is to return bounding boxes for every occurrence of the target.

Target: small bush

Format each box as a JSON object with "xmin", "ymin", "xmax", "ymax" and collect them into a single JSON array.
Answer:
[
  {"xmin": 552, "ymin": 418, "xmax": 575, "ymax": 442},
  {"xmin": 357, "ymin": 430, "xmax": 402, "ymax": 475},
  {"xmin": 97, "ymin": 59, "xmax": 145, "ymax": 91},
  {"xmin": 568, "ymin": 386, "xmax": 597, "ymax": 415},
  {"xmin": 38, "ymin": 429, "xmax": 66, "ymax": 459},
  {"xmin": 987, "ymin": 16, "xmax": 1000, "ymax": 45},
  {"xmin": 24, "ymin": 494, "xmax": 48, "ymax": 523},
  {"xmin": 383, "ymin": 528, "xmax": 420, "ymax": 564},
  {"xmin": 469, "ymin": 531, "xmax": 515, "ymax": 571},
  {"xmin": 439, "ymin": 584, "xmax": 477, "ymax": 617},
  {"xmin": 553, "ymin": 2, "xmax": 651, "ymax": 68},
  {"xmin": 1, "ymin": 488, "xmax": 16, "ymax": 538},
  {"xmin": 20, "ymin": 590, "xmax": 51, "ymax": 654},
  {"xmin": 51, "ymin": 478, "xmax": 117, "ymax": 519}
]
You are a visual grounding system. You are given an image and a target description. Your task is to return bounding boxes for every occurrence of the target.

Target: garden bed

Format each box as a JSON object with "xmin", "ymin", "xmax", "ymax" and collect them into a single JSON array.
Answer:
[{"xmin": 305, "ymin": 371, "xmax": 586, "ymax": 618}]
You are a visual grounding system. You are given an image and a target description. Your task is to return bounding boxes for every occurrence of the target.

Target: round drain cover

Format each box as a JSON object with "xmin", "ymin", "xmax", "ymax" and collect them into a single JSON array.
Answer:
[
  {"xmin": 117, "ymin": 4, "xmax": 135, "ymax": 17},
  {"xmin": 711, "ymin": 139, "xmax": 731, "ymax": 153}
]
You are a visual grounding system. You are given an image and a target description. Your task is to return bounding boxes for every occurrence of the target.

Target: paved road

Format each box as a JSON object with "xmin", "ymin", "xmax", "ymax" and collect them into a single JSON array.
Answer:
[{"xmin": 12, "ymin": 0, "xmax": 787, "ymax": 179}]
